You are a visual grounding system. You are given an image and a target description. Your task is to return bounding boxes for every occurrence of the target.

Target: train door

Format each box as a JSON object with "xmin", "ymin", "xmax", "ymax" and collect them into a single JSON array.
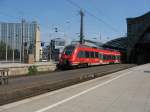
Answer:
[
  {"xmin": 115, "ymin": 55, "xmax": 120, "ymax": 63},
  {"xmin": 94, "ymin": 52, "xmax": 99, "ymax": 64},
  {"xmin": 99, "ymin": 53, "xmax": 103, "ymax": 64},
  {"xmin": 89, "ymin": 51, "xmax": 99, "ymax": 65},
  {"xmin": 103, "ymin": 54, "xmax": 109, "ymax": 64},
  {"xmin": 85, "ymin": 51, "xmax": 90, "ymax": 64},
  {"xmin": 89, "ymin": 51, "xmax": 95, "ymax": 64},
  {"xmin": 77, "ymin": 50, "xmax": 86, "ymax": 64}
]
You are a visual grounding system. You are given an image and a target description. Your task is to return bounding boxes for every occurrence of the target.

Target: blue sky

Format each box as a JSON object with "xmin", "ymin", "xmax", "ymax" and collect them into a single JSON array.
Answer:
[{"xmin": 0, "ymin": 0, "xmax": 149, "ymax": 43}]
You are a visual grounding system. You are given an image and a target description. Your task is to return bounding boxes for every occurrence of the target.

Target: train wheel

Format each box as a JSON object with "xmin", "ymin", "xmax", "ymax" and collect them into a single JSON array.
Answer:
[{"xmin": 85, "ymin": 63, "xmax": 88, "ymax": 67}]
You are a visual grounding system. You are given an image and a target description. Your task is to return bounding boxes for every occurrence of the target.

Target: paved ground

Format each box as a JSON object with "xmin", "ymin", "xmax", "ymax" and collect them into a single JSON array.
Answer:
[
  {"xmin": 0, "ymin": 64, "xmax": 131, "ymax": 92},
  {"xmin": 0, "ymin": 64, "xmax": 150, "ymax": 112},
  {"xmin": 0, "ymin": 64, "xmax": 134, "ymax": 105}
]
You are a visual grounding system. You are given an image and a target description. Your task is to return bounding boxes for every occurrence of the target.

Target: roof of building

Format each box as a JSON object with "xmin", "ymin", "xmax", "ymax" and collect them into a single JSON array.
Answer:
[
  {"xmin": 103, "ymin": 37, "xmax": 127, "ymax": 51},
  {"xmin": 127, "ymin": 11, "xmax": 150, "ymax": 22}
]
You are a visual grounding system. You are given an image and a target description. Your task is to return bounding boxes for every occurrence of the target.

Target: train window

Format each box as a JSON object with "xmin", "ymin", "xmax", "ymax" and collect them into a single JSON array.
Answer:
[
  {"xmin": 90, "ymin": 52, "xmax": 95, "ymax": 58},
  {"xmin": 106, "ymin": 55, "xmax": 109, "ymax": 60},
  {"xmin": 104, "ymin": 55, "xmax": 109, "ymax": 60},
  {"xmin": 103, "ymin": 55, "xmax": 104, "ymax": 60},
  {"xmin": 85, "ymin": 51, "xmax": 90, "ymax": 58},
  {"xmin": 99, "ymin": 53, "xmax": 103, "ymax": 59},
  {"xmin": 115, "ymin": 56, "xmax": 117, "ymax": 60},
  {"xmin": 108, "ymin": 55, "xmax": 111, "ymax": 60},
  {"xmin": 112, "ymin": 56, "xmax": 115, "ymax": 60},
  {"xmin": 115, "ymin": 56, "xmax": 118, "ymax": 60},
  {"xmin": 77, "ymin": 51, "xmax": 85, "ymax": 58},
  {"xmin": 95, "ymin": 52, "xmax": 99, "ymax": 58},
  {"xmin": 105, "ymin": 55, "xmax": 107, "ymax": 60},
  {"xmin": 104, "ymin": 55, "xmax": 107, "ymax": 60},
  {"xmin": 107, "ymin": 55, "xmax": 109, "ymax": 60},
  {"xmin": 110, "ymin": 55, "xmax": 112, "ymax": 60},
  {"xmin": 117, "ymin": 56, "xmax": 120, "ymax": 60},
  {"xmin": 111, "ymin": 56, "xmax": 113, "ymax": 60},
  {"xmin": 106, "ymin": 55, "xmax": 108, "ymax": 60},
  {"xmin": 64, "ymin": 46, "xmax": 75, "ymax": 56},
  {"xmin": 99, "ymin": 53, "xmax": 101, "ymax": 59},
  {"xmin": 103, "ymin": 55, "xmax": 106, "ymax": 60}
]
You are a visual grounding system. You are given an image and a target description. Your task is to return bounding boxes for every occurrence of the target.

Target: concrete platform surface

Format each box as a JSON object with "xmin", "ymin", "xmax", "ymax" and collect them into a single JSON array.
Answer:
[{"xmin": 0, "ymin": 64, "xmax": 150, "ymax": 112}]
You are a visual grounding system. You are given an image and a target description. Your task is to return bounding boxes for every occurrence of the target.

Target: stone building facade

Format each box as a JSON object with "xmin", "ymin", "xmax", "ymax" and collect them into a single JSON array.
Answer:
[{"xmin": 127, "ymin": 11, "xmax": 150, "ymax": 64}]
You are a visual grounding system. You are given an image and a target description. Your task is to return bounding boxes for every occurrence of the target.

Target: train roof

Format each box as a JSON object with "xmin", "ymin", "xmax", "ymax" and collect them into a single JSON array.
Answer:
[{"xmin": 66, "ymin": 44, "xmax": 120, "ymax": 54}]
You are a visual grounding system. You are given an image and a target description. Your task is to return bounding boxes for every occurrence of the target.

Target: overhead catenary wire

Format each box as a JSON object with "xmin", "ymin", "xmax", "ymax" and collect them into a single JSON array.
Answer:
[
  {"xmin": 90, "ymin": 5, "xmax": 125, "ymax": 35},
  {"xmin": 0, "ymin": 11, "xmax": 20, "ymax": 21},
  {"xmin": 65, "ymin": 0, "xmax": 121, "ymax": 34}
]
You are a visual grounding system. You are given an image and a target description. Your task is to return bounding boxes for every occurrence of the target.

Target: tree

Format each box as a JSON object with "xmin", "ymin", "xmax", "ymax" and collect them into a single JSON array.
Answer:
[
  {"xmin": 0, "ymin": 41, "xmax": 14, "ymax": 60},
  {"xmin": 0, "ymin": 41, "xmax": 6, "ymax": 60}
]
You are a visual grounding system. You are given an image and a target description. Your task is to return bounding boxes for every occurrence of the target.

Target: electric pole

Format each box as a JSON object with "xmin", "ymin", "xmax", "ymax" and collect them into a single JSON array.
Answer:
[
  {"xmin": 21, "ymin": 19, "xmax": 24, "ymax": 63},
  {"xmin": 79, "ymin": 10, "xmax": 84, "ymax": 44},
  {"xmin": 99, "ymin": 32, "xmax": 101, "ymax": 41}
]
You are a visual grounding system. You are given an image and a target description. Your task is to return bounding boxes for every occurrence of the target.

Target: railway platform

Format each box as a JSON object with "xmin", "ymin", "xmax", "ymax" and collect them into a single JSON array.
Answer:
[
  {"xmin": 0, "ymin": 62, "xmax": 56, "ymax": 76},
  {"xmin": 0, "ymin": 63, "xmax": 149, "ymax": 112},
  {"xmin": 0, "ymin": 64, "xmax": 135, "ymax": 105}
]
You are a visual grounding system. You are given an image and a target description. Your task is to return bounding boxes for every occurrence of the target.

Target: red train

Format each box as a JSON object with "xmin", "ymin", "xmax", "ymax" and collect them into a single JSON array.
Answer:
[{"xmin": 58, "ymin": 44, "xmax": 121, "ymax": 69}]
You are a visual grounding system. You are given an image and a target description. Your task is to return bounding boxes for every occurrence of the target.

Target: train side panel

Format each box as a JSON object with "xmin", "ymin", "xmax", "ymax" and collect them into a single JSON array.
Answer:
[{"xmin": 59, "ymin": 44, "xmax": 121, "ymax": 68}]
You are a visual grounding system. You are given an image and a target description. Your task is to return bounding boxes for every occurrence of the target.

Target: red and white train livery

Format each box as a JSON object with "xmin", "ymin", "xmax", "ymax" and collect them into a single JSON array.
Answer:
[{"xmin": 59, "ymin": 44, "xmax": 121, "ymax": 68}]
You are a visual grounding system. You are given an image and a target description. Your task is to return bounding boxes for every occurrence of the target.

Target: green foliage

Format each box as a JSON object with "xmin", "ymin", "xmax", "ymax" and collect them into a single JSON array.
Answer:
[
  {"xmin": 0, "ymin": 41, "xmax": 14, "ymax": 59},
  {"xmin": 28, "ymin": 65, "xmax": 38, "ymax": 75},
  {"xmin": 0, "ymin": 41, "xmax": 20, "ymax": 60},
  {"xmin": 0, "ymin": 41, "xmax": 6, "ymax": 59}
]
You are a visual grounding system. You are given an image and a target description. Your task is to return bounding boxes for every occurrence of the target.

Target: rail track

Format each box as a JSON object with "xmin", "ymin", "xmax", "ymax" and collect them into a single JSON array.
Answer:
[{"xmin": 0, "ymin": 64, "xmax": 136, "ymax": 105}]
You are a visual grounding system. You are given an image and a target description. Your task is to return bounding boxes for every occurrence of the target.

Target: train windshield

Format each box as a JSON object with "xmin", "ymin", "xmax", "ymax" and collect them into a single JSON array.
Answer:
[{"xmin": 63, "ymin": 46, "xmax": 75, "ymax": 56}]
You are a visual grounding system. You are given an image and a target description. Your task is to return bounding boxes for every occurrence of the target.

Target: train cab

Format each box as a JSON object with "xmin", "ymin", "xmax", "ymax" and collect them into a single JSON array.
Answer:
[{"xmin": 59, "ymin": 45, "xmax": 76, "ymax": 68}]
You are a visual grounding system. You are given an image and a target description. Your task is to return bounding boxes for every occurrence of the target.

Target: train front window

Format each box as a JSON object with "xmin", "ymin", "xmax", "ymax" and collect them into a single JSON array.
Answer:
[{"xmin": 64, "ymin": 46, "xmax": 75, "ymax": 56}]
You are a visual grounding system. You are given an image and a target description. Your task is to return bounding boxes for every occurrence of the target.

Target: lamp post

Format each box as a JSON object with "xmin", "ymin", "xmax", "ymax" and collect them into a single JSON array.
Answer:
[
  {"xmin": 79, "ymin": 10, "xmax": 84, "ymax": 44},
  {"xmin": 12, "ymin": 24, "xmax": 16, "ymax": 63},
  {"xmin": 21, "ymin": 19, "xmax": 24, "ymax": 63},
  {"xmin": 5, "ymin": 24, "xmax": 9, "ymax": 63}
]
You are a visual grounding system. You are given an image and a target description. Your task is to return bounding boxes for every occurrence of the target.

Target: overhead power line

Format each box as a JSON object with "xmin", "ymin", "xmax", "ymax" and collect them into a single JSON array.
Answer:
[
  {"xmin": 84, "ymin": 10, "xmax": 120, "ymax": 33},
  {"xmin": 66, "ymin": 0, "xmax": 81, "ymax": 9},
  {"xmin": 65, "ymin": 0, "xmax": 121, "ymax": 34},
  {"xmin": 0, "ymin": 11, "xmax": 20, "ymax": 20}
]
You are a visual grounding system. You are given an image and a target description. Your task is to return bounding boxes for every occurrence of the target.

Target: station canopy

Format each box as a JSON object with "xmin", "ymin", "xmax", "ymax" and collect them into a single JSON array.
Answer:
[{"xmin": 103, "ymin": 37, "xmax": 128, "ymax": 51}]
